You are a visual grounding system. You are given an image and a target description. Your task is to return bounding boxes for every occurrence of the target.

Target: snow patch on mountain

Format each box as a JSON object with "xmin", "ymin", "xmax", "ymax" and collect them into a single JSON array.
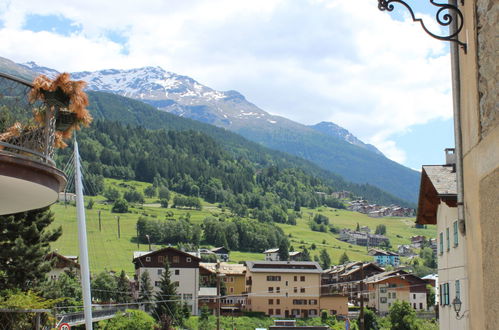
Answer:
[
  {"xmin": 19, "ymin": 60, "xmax": 383, "ymax": 156},
  {"xmin": 310, "ymin": 121, "xmax": 384, "ymax": 156}
]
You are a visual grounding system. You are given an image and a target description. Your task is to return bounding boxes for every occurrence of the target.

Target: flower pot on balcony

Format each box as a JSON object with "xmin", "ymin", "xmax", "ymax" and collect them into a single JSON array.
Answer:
[
  {"xmin": 55, "ymin": 110, "xmax": 77, "ymax": 131},
  {"xmin": 42, "ymin": 87, "xmax": 70, "ymax": 108}
]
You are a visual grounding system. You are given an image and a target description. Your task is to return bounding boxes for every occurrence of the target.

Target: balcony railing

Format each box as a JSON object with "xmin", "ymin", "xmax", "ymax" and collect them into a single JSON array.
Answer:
[{"xmin": 0, "ymin": 72, "xmax": 56, "ymax": 165}]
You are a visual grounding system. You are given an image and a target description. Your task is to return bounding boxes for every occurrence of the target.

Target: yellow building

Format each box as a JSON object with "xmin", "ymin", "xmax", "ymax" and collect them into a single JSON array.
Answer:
[
  {"xmin": 201, "ymin": 263, "xmax": 246, "ymax": 293},
  {"xmin": 245, "ymin": 261, "xmax": 347, "ymax": 318},
  {"xmin": 200, "ymin": 262, "xmax": 247, "ymax": 310}
]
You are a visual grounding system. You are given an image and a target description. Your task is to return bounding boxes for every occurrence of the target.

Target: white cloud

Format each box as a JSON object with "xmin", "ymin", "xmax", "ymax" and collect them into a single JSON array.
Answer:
[{"xmin": 0, "ymin": 0, "xmax": 453, "ymax": 165}]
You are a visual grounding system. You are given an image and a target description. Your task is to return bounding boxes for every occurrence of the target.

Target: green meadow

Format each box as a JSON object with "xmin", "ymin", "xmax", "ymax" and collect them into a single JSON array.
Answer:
[{"xmin": 49, "ymin": 179, "xmax": 435, "ymax": 277}]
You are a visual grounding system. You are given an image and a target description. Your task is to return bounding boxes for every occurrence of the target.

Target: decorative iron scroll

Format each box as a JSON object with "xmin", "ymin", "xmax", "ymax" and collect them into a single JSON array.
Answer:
[{"xmin": 378, "ymin": 0, "xmax": 467, "ymax": 52}]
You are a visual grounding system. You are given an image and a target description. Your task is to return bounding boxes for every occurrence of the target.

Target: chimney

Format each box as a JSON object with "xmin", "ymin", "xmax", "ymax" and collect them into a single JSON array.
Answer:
[{"xmin": 445, "ymin": 148, "xmax": 456, "ymax": 171}]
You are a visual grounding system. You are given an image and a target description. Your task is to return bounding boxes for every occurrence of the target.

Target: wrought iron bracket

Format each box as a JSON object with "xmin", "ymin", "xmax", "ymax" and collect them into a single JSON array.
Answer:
[{"xmin": 378, "ymin": 0, "xmax": 467, "ymax": 53}]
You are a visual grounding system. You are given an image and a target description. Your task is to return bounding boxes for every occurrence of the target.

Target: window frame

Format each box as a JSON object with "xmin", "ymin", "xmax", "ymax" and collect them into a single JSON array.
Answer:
[
  {"xmin": 445, "ymin": 227, "xmax": 450, "ymax": 251},
  {"xmin": 439, "ymin": 232, "xmax": 444, "ymax": 254},
  {"xmin": 453, "ymin": 221, "xmax": 459, "ymax": 247}
]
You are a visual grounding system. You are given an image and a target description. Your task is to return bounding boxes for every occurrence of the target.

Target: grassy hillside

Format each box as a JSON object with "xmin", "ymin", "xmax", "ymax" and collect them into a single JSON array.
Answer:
[{"xmin": 49, "ymin": 179, "xmax": 434, "ymax": 277}]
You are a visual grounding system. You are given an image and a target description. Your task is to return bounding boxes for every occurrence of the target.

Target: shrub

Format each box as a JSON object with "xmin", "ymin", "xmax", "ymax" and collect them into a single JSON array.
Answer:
[{"xmin": 112, "ymin": 199, "xmax": 129, "ymax": 213}]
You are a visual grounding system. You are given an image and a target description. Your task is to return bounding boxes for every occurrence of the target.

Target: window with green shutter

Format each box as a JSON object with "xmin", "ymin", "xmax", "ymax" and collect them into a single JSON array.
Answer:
[
  {"xmin": 439, "ymin": 232, "xmax": 444, "ymax": 254},
  {"xmin": 445, "ymin": 227, "xmax": 450, "ymax": 251},
  {"xmin": 453, "ymin": 221, "xmax": 459, "ymax": 247}
]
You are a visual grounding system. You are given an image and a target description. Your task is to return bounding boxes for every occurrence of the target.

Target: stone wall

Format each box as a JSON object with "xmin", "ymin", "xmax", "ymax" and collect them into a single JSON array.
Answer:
[{"xmin": 477, "ymin": 0, "xmax": 499, "ymax": 137}]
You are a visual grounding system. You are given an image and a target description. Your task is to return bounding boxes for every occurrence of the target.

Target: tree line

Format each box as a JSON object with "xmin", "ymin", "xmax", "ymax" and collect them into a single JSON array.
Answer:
[
  {"xmin": 136, "ymin": 215, "xmax": 289, "ymax": 252},
  {"xmin": 56, "ymin": 120, "xmax": 347, "ymax": 217}
]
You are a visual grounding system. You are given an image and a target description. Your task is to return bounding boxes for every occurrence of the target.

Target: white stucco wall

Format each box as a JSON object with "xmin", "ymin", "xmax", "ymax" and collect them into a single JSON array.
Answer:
[
  {"xmin": 137, "ymin": 267, "xmax": 199, "ymax": 315},
  {"xmin": 437, "ymin": 202, "xmax": 468, "ymax": 329}
]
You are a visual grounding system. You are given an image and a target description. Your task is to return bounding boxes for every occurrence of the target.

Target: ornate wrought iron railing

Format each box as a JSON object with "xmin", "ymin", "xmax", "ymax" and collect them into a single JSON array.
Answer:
[{"xmin": 0, "ymin": 72, "xmax": 57, "ymax": 165}]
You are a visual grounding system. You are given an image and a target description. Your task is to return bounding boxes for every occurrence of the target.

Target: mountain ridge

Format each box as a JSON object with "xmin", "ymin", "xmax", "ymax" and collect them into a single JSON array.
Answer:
[{"xmin": 7, "ymin": 57, "xmax": 420, "ymax": 203}]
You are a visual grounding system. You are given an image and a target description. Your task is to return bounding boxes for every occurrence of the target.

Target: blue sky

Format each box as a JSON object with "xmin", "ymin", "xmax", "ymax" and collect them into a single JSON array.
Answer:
[{"xmin": 0, "ymin": 0, "xmax": 455, "ymax": 170}]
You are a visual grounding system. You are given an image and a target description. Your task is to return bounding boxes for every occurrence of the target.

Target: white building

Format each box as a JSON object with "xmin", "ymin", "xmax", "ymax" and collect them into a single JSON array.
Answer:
[
  {"xmin": 417, "ymin": 158, "xmax": 468, "ymax": 329},
  {"xmin": 45, "ymin": 252, "xmax": 80, "ymax": 280},
  {"xmin": 263, "ymin": 248, "xmax": 280, "ymax": 261},
  {"xmin": 133, "ymin": 247, "xmax": 201, "ymax": 315}
]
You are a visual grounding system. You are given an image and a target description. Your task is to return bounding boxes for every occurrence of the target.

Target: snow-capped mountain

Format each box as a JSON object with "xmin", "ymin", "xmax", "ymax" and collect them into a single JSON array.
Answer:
[
  {"xmin": 12, "ymin": 60, "xmax": 420, "ymax": 203},
  {"xmin": 21, "ymin": 61, "xmax": 60, "ymax": 78},
  {"xmin": 309, "ymin": 121, "xmax": 383, "ymax": 156},
  {"xmin": 21, "ymin": 62, "xmax": 380, "ymax": 150}
]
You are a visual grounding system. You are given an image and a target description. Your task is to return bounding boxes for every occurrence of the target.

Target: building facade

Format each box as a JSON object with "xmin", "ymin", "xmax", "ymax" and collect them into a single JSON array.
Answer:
[
  {"xmin": 322, "ymin": 262, "xmax": 384, "ymax": 306},
  {"xmin": 245, "ymin": 261, "xmax": 347, "ymax": 318},
  {"xmin": 45, "ymin": 252, "xmax": 80, "ymax": 280},
  {"xmin": 369, "ymin": 249, "xmax": 400, "ymax": 267},
  {"xmin": 417, "ymin": 161, "xmax": 468, "ymax": 329},
  {"xmin": 263, "ymin": 248, "xmax": 280, "ymax": 261},
  {"xmin": 457, "ymin": 1, "xmax": 498, "ymax": 329},
  {"xmin": 365, "ymin": 270, "xmax": 427, "ymax": 315},
  {"xmin": 132, "ymin": 247, "xmax": 200, "ymax": 315}
]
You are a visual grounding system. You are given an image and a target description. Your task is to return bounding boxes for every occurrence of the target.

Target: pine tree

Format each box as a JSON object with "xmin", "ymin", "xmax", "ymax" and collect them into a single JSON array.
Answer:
[
  {"xmin": 301, "ymin": 247, "xmax": 311, "ymax": 261},
  {"xmin": 139, "ymin": 271, "xmax": 154, "ymax": 312},
  {"xmin": 278, "ymin": 240, "xmax": 289, "ymax": 261},
  {"xmin": 116, "ymin": 270, "xmax": 132, "ymax": 303},
  {"xmin": 0, "ymin": 207, "xmax": 61, "ymax": 291},
  {"xmin": 154, "ymin": 261, "xmax": 183, "ymax": 329},
  {"xmin": 320, "ymin": 249, "xmax": 331, "ymax": 270},
  {"xmin": 339, "ymin": 251, "xmax": 350, "ymax": 264}
]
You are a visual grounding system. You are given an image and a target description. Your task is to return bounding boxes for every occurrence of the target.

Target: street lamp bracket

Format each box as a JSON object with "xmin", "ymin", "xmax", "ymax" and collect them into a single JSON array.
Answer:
[{"xmin": 377, "ymin": 0, "xmax": 467, "ymax": 52}]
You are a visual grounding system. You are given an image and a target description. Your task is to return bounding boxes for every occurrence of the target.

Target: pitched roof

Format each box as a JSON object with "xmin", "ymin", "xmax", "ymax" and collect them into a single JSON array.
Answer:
[
  {"xmin": 246, "ymin": 261, "xmax": 322, "ymax": 273},
  {"xmin": 416, "ymin": 165, "xmax": 457, "ymax": 225},
  {"xmin": 200, "ymin": 262, "xmax": 246, "ymax": 275},
  {"xmin": 45, "ymin": 251, "xmax": 80, "ymax": 269},
  {"xmin": 263, "ymin": 248, "xmax": 279, "ymax": 253},
  {"xmin": 423, "ymin": 165, "xmax": 457, "ymax": 196},
  {"xmin": 211, "ymin": 247, "xmax": 229, "ymax": 253},
  {"xmin": 132, "ymin": 247, "xmax": 201, "ymax": 263}
]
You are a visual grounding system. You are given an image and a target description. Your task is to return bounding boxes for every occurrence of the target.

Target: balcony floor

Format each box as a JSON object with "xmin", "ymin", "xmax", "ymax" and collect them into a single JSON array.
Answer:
[{"xmin": 0, "ymin": 152, "xmax": 66, "ymax": 215}]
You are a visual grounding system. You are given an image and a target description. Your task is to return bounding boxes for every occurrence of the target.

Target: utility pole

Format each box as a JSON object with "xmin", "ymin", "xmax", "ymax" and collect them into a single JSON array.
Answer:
[
  {"xmin": 216, "ymin": 261, "xmax": 221, "ymax": 330},
  {"xmin": 359, "ymin": 263, "xmax": 365, "ymax": 330},
  {"xmin": 98, "ymin": 210, "xmax": 102, "ymax": 232},
  {"xmin": 136, "ymin": 225, "xmax": 139, "ymax": 249},
  {"xmin": 116, "ymin": 216, "xmax": 121, "ymax": 238},
  {"xmin": 146, "ymin": 234, "xmax": 151, "ymax": 251}
]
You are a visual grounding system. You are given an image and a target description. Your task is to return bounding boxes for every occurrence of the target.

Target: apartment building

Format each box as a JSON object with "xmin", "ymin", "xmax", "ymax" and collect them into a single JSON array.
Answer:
[
  {"xmin": 365, "ymin": 270, "xmax": 427, "ymax": 315},
  {"xmin": 200, "ymin": 262, "xmax": 247, "ymax": 312},
  {"xmin": 322, "ymin": 262, "xmax": 384, "ymax": 306},
  {"xmin": 369, "ymin": 248, "xmax": 400, "ymax": 267},
  {"xmin": 132, "ymin": 247, "xmax": 200, "ymax": 314},
  {"xmin": 417, "ymin": 159, "xmax": 468, "ymax": 329},
  {"xmin": 245, "ymin": 261, "xmax": 347, "ymax": 318}
]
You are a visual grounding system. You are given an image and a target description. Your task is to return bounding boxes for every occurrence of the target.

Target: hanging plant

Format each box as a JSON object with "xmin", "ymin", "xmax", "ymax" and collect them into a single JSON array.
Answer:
[{"xmin": 28, "ymin": 73, "xmax": 93, "ymax": 148}]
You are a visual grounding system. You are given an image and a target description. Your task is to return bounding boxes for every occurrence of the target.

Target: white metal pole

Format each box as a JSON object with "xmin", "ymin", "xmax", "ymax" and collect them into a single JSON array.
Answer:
[{"xmin": 75, "ymin": 140, "xmax": 93, "ymax": 329}]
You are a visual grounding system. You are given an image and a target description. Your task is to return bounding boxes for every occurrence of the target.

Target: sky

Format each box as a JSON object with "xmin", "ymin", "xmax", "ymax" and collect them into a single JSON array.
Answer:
[{"xmin": 0, "ymin": 0, "xmax": 456, "ymax": 170}]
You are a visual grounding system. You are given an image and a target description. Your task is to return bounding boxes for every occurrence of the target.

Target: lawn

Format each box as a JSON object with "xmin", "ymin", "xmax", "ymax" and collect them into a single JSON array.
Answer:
[
  {"xmin": 278, "ymin": 207, "xmax": 435, "ymax": 264},
  {"xmin": 49, "ymin": 179, "xmax": 435, "ymax": 276}
]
